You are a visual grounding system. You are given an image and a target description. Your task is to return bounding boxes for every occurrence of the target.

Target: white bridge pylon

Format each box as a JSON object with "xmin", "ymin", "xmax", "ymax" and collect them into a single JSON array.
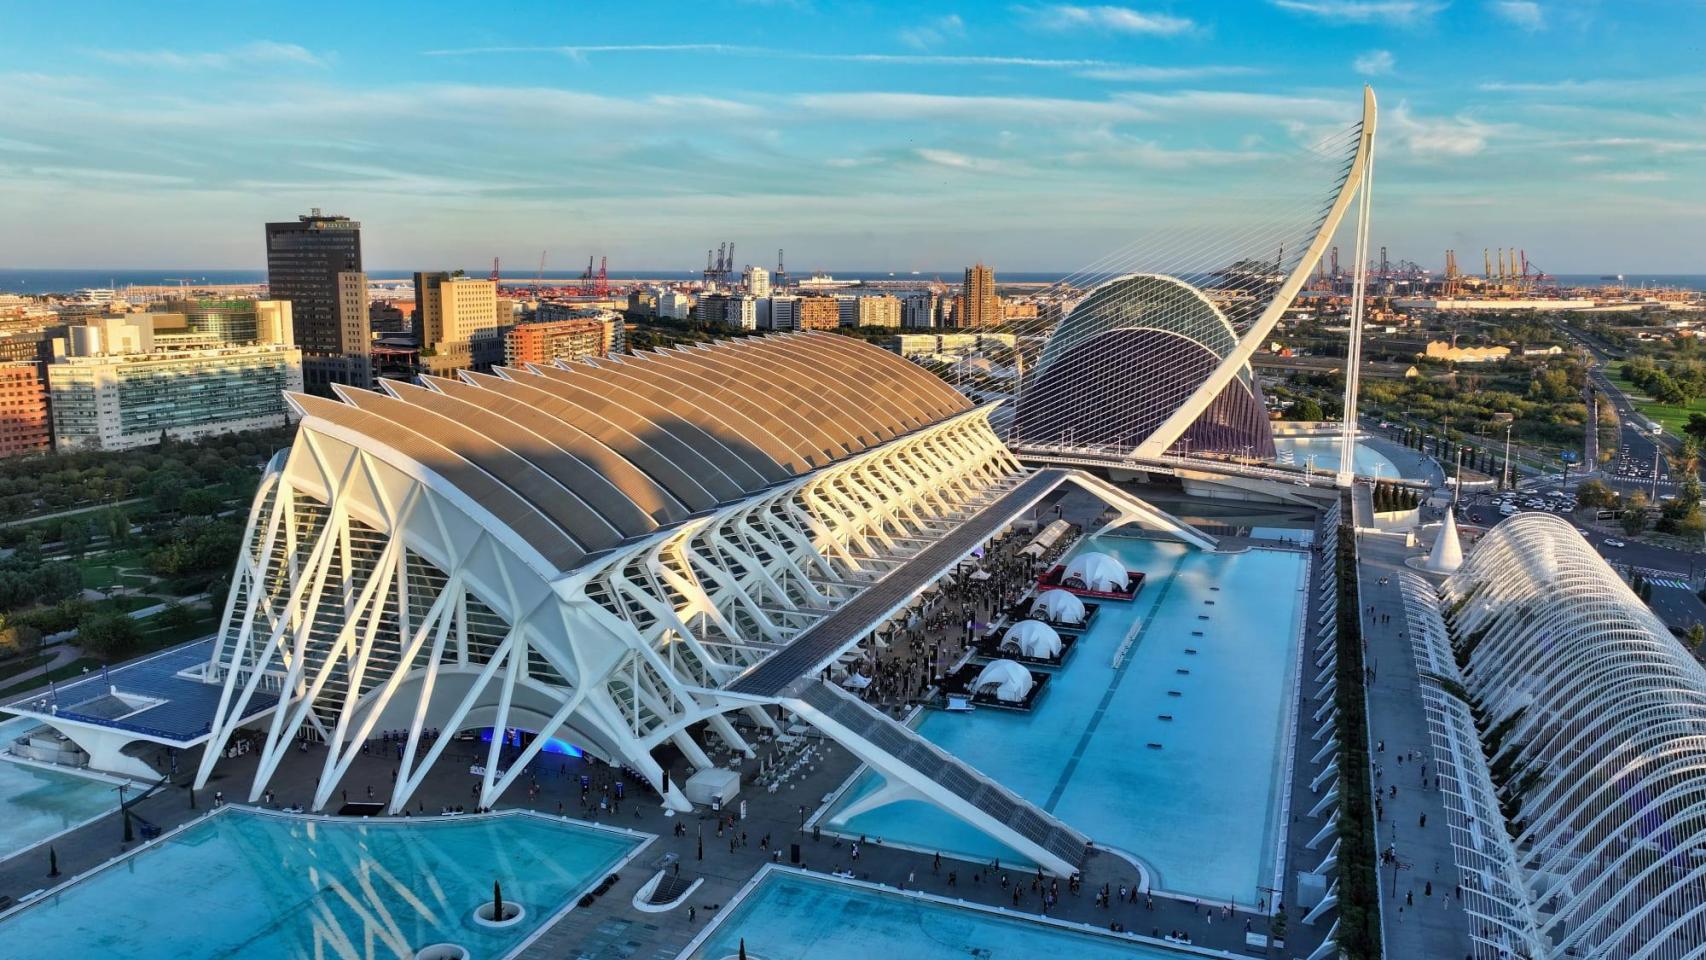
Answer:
[{"xmin": 1132, "ymin": 85, "xmax": 1379, "ymax": 478}]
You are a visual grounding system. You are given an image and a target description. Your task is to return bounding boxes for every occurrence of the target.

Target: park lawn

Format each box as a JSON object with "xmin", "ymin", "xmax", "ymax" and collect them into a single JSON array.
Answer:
[
  {"xmin": 1609, "ymin": 368, "xmax": 1706, "ymax": 439},
  {"xmin": 75, "ymin": 547, "xmax": 157, "ymax": 593},
  {"xmin": 135, "ymin": 607, "xmax": 221, "ymax": 654}
]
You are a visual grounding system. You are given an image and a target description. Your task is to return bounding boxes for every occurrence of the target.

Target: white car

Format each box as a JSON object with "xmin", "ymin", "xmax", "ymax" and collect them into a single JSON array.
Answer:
[{"xmin": 1603, "ymin": 538, "xmax": 1626, "ymax": 548}]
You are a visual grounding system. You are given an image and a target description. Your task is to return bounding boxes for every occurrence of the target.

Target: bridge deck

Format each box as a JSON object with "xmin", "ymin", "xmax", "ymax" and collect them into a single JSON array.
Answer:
[{"xmin": 725, "ymin": 468, "xmax": 1070, "ymax": 697}]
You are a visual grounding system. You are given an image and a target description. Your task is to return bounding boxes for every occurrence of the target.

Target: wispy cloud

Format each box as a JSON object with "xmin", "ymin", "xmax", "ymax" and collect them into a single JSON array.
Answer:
[
  {"xmin": 1019, "ymin": 5, "xmax": 1197, "ymax": 36},
  {"xmin": 1387, "ymin": 103, "xmax": 1496, "ymax": 158},
  {"xmin": 1269, "ymin": 1, "xmax": 1445, "ymax": 25},
  {"xmin": 90, "ymin": 41, "xmax": 326, "ymax": 70},
  {"xmin": 1353, "ymin": 49, "xmax": 1395, "ymax": 75},
  {"xmin": 1594, "ymin": 170, "xmax": 1669, "ymax": 183},
  {"xmin": 425, "ymin": 43, "xmax": 1167, "ymax": 74},
  {"xmin": 793, "ymin": 91, "xmax": 1156, "ymax": 125},
  {"xmin": 915, "ymin": 148, "xmax": 1001, "ymax": 171},
  {"xmin": 1488, "ymin": 1, "xmax": 1544, "ymax": 29},
  {"xmin": 1076, "ymin": 64, "xmax": 1260, "ymax": 81},
  {"xmin": 899, "ymin": 14, "xmax": 967, "ymax": 50}
]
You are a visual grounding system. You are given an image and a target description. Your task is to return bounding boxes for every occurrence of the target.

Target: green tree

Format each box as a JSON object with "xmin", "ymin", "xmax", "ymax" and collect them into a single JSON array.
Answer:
[
  {"xmin": 1622, "ymin": 490, "xmax": 1650, "ymax": 536},
  {"xmin": 1687, "ymin": 622, "xmax": 1705, "ymax": 652},
  {"xmin": 1685, "ymin": 413, "xmax": 1706, "ymax": 446},
  {"xmin": 1577, "ymin": 478, "xmax": 1616, "ymax": 509},
  {"xmin": 1290, "ymin": 397, "xmax": 1324, "ymax": 421},
  {"xmin": 79, "ymin": 611, "xmax": 142, "ymax": 661},
  {"xmin": 59, "ymin": 519, "xmax": 91, "ymax": 559}
]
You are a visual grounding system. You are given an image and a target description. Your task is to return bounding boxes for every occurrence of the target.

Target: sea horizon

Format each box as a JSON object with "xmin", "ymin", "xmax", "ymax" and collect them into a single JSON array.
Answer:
[{"xmin": 0, "ymin": 266, "xmax": 1701, "ymax": 296}]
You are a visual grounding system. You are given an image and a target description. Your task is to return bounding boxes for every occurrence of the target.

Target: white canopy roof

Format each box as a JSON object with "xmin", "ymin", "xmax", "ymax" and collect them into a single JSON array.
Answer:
[
  {"xmin": 973, "ymin": 659, "xmax": 1034, "ymax": 702},
  {"xmin": 1001, "ymin": 619, "xmax": 1063, "ymax": 659},
  {"xmin": 1030, "ymin": 588, "xmax": 1086, "ymax": 624},
  {"xmin": 1064, "ymin": 551, "xmax": 1127, "ymax": 592}
]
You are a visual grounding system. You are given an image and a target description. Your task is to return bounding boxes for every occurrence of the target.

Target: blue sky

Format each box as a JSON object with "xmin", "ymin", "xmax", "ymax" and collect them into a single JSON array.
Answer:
[{"xmin": 1, "ymin": 0, "xmax": 1701, "ymax": 272}]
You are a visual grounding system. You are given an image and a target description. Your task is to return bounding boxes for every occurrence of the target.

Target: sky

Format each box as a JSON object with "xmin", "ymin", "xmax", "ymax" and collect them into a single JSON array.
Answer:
[{"xmin": 0, "ymin": 0, "xmax": 1702, "ymax": 274}]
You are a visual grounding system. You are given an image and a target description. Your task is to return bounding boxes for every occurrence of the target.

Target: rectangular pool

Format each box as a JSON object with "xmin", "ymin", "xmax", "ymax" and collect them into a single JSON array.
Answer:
[
  {"xmin": 681, "ymin": 868, "xmax": 1196, "ymax": 960},
  {"xmin": 825, "ymin": 535, "xmax": 1306, "ymax": 906},
  {"xmin": 0, "ymin": 716, "xmax": 121, "ymax": 861},
  {"xmin": 0, "ymin": 808, "xmax": 645, "ymax": 960}
]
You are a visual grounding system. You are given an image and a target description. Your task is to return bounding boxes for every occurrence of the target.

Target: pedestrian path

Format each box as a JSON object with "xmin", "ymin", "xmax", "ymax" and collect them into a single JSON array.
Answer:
[{"xmin": 1352, "ymin": 518, "xmax": 1473, "ymax": 959}]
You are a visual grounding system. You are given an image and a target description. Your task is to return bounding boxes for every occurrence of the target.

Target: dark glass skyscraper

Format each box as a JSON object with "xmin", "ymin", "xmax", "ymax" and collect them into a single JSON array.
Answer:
[{"xmin": 264, "ymin": 210, "xmax": 371, "ymax": 391}]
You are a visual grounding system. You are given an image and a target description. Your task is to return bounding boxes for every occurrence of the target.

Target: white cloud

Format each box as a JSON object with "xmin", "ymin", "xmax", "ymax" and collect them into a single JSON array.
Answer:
[
  {"xmin": 91, "ymin": 41, "xmax": 326, "ymax": 70},
  {"xmin": 1594, "ymin": 170, "xmax": 1670, "ymax": 183},
  {"xmin": 1387, "ymin": 103, "xmax": 1496, "ymax": 158},
  {"xmin": 898, "ymin": 14, "xmax": 967, "ymax": 50},
  {"xmin": 1021, "ymin": 5, "xmax": 1197, "ymax": 35},
  {"xmin": 915, "ymin": 148, "xmax": 1001, "ymax": 171},
  {"xmin": 1488, "ymin": 1, "xmax": 1544, "ymax": 29},
  {"xmin": 1269, "ymin": 1, "xmax": 1445, "ymax": 25},
  {"xmin": 1353, "ymin": 49, "xmax": 1395, "ymax": 75}
]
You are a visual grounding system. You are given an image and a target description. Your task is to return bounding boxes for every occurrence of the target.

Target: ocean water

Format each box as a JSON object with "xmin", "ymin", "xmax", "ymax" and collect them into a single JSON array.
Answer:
[{"xmin": 4, "ymin": 268, "xmax": 1700, "ymax": 296}]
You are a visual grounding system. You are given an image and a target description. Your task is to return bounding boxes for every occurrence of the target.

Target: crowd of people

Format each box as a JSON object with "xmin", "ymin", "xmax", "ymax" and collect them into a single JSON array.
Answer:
[{"xmin": 835, "ymin": 516, "xmax": 1082, "ymax": 711}]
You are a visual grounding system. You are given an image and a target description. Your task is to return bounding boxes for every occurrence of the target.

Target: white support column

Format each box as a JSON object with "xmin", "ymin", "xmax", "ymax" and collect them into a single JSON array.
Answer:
[{"xmin": 1337, "ymin": 116, "xmax": 1377, "ymax": 488}]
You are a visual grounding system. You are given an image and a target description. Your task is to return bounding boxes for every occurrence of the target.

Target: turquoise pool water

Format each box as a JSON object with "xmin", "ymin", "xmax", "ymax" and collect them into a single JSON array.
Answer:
[
  {"xmin": 827, "ymin": 536, "xmax": 1305, "ymax": 905},
  {"xmin": 0, "ymin": 809, "xmax": 641, "ymax": 960},
  {"xmin": 1272, "ymin": 436, "xmax": 1401, "ymax": 480},
  {"xmin": 686, "ymin": 869, "xmax": 1193, "ymax": 960},
  {"xmin": 0, "ymin": 716, "xmax": 120, "ymax": 861}
]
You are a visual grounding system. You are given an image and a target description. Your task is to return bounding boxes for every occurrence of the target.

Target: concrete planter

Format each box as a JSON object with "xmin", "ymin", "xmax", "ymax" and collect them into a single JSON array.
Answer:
[{"xmin": 472, "ymin": 900, "xmax": 525, "ymax": 928}]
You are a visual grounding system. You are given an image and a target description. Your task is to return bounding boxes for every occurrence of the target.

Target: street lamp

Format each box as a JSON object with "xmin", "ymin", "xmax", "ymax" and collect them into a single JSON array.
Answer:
[{"xmin": 1502, "ymin": 423, "xmax": 1514, "ymax": 491}]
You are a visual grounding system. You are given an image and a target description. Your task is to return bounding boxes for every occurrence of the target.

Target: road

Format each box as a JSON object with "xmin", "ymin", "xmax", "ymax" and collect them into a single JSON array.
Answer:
[
  {"xmin": 0, "ymin": 496, "xmax": 147, "ymax": 529},
  {"xmin": 1455, "ymin": 488, "xmax": 1706, "ymax": 582},
  {"xmin": 1554, "ymin": 319, "xmax": 1679, "ymax": 497}
]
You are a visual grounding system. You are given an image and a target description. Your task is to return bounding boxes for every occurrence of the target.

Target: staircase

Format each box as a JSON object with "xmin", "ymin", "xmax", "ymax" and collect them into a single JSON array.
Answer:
[{"xmin": 790, "ymin": 679, "xmax": 1089, "ymax": 875}]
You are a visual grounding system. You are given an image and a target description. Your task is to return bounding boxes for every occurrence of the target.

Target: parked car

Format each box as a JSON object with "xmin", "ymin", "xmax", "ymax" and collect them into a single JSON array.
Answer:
[{"xmin": 1603, "ymin": 538, "xmax": 1626, "ymax": 548}]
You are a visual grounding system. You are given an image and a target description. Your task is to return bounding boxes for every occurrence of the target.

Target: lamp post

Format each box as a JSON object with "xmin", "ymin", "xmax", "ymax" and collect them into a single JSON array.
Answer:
[{"xmin": 1502, "ymin": 423, "xmax": 1514, "ymax": 491}]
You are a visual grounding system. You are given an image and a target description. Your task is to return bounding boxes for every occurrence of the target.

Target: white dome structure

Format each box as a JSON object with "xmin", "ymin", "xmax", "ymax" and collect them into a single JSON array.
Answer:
[
  {"xmin": 1030, "ymin": 588, "xmax": 1086, "ymax": 624},
  {"xmin": 972, "ymin": 659, "xmax": 1034, "ymax": 703},
  {"xmin": 1063, "ymin": 551, "xmax": 1127, "ymax": 592},
  {"xmin": 1000, "ymin": 620, "xmax": 1063, "ymax": 659}
]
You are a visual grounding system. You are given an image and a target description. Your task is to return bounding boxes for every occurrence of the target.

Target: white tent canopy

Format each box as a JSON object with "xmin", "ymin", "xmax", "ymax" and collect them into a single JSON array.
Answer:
[
  {"xmin": 1031, "ymin": 588, "xmax": 1086, "ymax": 624},
  {"xmin": 972, "ymin": 659, "xmax": 1034, "ymax": 703},
  {"xmin": 1064, "ymin": 551, "xmax": 1127, "ymax": 592},
  {"xmin": 1001, "ymin": 620, "xmax": 1063, "ymax": 659}
]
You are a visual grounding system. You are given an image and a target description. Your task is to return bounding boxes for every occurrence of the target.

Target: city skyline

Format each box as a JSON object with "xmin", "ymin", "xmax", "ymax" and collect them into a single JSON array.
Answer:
[{"xmin": 1, "ymin": 1, "xmax": 1703, "ymax": 272}]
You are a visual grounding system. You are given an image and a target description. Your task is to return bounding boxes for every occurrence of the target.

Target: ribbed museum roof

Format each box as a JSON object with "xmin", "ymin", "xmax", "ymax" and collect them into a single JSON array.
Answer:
[{"xmin": 287, "ymin": 331, "xmax": 972, "ymax": 572}]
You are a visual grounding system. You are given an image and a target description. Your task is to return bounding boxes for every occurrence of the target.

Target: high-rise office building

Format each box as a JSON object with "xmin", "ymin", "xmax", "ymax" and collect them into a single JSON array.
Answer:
[
  {"xmin": 414, "ymin": 272, "xmax": 503, "ymax": 374},
  {"xmin": 265, "ymin": 210, "xmax": 370, "ymax": 391},
  {"xmin": 960, "ymin": 262, "xmax": 999, "ymax": 329},
  {"xmin": 744, "ymin": 266, "xmax": 772, "ymax": 298}
]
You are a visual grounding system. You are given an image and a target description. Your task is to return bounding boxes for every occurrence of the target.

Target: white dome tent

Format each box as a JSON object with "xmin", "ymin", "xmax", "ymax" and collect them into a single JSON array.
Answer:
[
  {"xmin": 1063, "ymin": 552, "xmax": 1127, "ymax": 592},
  {"xmin": 972, "ymin": 660, "xmax": 1034, "ymax": 703},
  {"xmin": 1030, "ymin": 589, "xmax": 1086, "ymax": 625},
  {"xmin": 1000, "ymin": 620, "xmax": 1063, "ymax": 659}
]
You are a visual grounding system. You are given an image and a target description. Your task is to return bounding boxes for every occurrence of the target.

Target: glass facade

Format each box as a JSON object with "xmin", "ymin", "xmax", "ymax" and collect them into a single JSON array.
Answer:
[{"xmin": 48, "ymin": 345, "xmax": 303, "ymax": 452}]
